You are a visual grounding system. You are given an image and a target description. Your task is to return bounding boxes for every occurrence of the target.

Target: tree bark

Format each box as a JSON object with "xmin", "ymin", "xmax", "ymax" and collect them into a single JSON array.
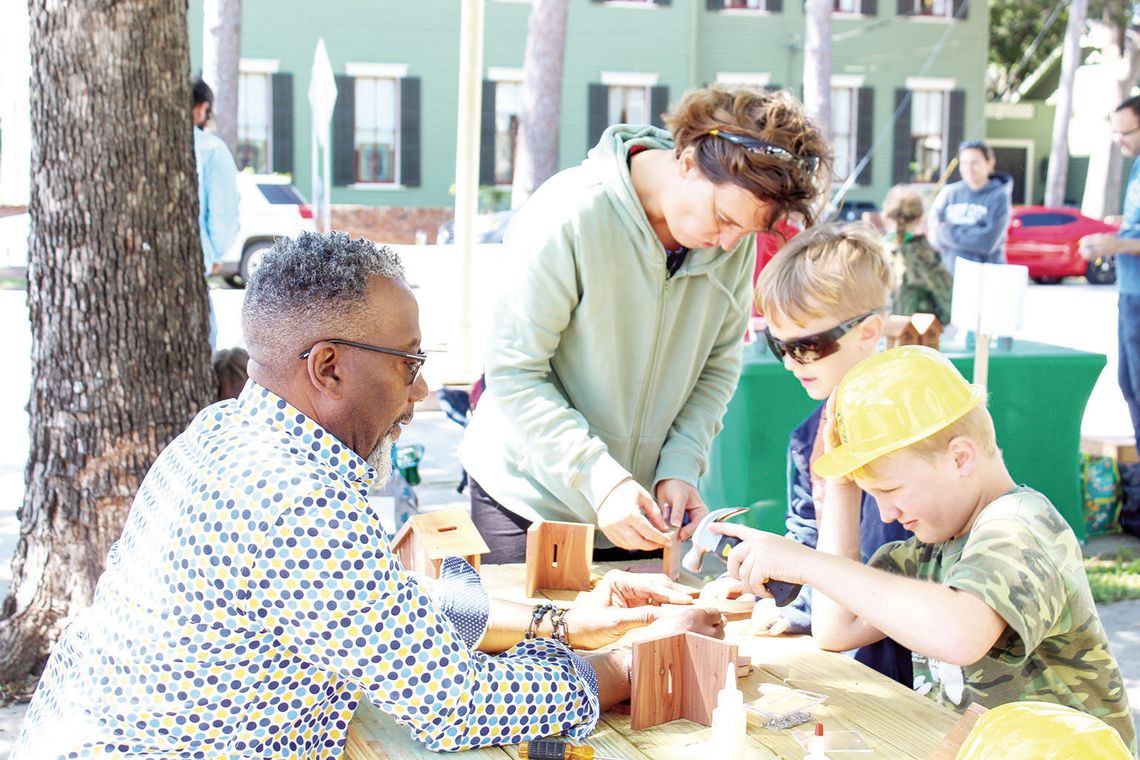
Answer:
[
  {"xmin": 510, "ymin": 0, "xmax": 569, "ymax": 209},
  {"xmin": 1043, "ymin": 0, "xmax": 1086, "ymax": 208},
  {"xmin": 201, "ymin": 0, "xmax": 242, "ymax": 153},
  {"xmin": 1082, "ymin": 7, "xmax": 1140, "ymax": 218},
  {"xmin": 0, "ymin": 0, "xmax": 214, "ymax": 682},
  {"xmin": 802, "ymin": 0, "xmax": 832, "ymax": 139}
]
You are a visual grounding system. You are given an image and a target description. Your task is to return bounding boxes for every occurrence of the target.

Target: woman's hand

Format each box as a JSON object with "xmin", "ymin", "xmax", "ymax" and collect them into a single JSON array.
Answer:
[
  {"xmin": 655, "ymin": 479, "xmax": 707, "ymax": 541},
  {"xmin": 597, "ymin": 478, "xmax": 671, "ymax": 550},
  {"xmin": 583, "ymin": 569, "xmax": 699, "ymax": 609}
]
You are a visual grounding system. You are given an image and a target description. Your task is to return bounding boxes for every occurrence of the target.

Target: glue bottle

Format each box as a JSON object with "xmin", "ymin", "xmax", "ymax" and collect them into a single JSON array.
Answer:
[
  {"xmin": 803, "ymin": 722, "xmax": 828, "ymax": 760},
  {"xmin": 710, "ymin": 669, "xmax": 746, "ymax": 760}
]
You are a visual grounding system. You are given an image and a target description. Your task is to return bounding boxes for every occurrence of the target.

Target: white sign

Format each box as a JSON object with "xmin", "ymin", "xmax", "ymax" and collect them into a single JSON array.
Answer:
[{"xmin": 950, "ymin": 258, "xmax": 1029, "ymax": 337}]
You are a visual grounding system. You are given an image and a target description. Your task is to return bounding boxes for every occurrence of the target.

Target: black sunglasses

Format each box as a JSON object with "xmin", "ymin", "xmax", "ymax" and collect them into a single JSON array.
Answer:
[
  {"xmin": 707, "ymin": 129, "xmax": 821, "ymax": 174},
  {"xmin": 298, "ymin": 339, "xmax": 427, "ymax": 384},
  {"xmin": 764, "ymin": 311, "xmax": 879, "ymax": 365}
]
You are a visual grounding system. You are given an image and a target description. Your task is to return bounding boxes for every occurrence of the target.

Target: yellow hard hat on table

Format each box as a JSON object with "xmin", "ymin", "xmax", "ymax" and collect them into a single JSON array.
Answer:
[
  {"xmin": 813, "ymin": 345, "xmax": 986, "ymax": 479},
  {"xmin": 956, "ymin": 701, "xmax": 1132, "ymax": 760}
]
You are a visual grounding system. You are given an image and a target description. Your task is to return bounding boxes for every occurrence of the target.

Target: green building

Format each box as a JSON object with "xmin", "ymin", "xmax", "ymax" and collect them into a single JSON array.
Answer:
[{"xmin": 189, "ymin": 0, "xmax": 989, "ymax": 221}]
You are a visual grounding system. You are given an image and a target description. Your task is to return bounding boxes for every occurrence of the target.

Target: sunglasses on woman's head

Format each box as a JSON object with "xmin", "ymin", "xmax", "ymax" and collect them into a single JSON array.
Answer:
[
  {"xmin": 764, "ymin": 311, "xmax": 879, "ymax": 364},
  {"xmin": 707, "ymin": 129, "xmax": 821, "ymax": 174}
]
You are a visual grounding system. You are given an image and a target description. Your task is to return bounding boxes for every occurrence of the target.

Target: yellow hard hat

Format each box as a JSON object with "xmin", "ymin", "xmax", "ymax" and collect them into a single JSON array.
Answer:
[
  {"xmin": 955, "ymin": 701, "xmax": 1132, "ymax": 760},
  {"xmin": 812, "ymin": 345, "xmax": 986, "ymax": 479}
]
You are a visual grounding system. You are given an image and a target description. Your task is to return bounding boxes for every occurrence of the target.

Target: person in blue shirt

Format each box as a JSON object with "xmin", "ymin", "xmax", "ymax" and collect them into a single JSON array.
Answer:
[
  {"xmin": 1081, "ymin": 94, "xmax": 1140, "ymax": 458},
  {"xmin": 927, "ymin": 140, "xmax": 1013, "ymax": 275},
  {"xmin": 192, "ymin": 78, "xmax": 239, "ymax": 345}
]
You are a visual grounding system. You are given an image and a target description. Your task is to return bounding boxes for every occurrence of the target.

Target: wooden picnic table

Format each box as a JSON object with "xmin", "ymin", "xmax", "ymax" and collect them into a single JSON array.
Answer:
[{"xmin": 344, "ymin": 563, "xmax": 960, "ymax": 759}]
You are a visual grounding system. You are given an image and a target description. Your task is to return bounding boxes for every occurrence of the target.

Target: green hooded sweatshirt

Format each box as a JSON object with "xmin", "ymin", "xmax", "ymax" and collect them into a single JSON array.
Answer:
[{"xmin": 460, "ymin": 125, "xmax": 755, "ymax": 532}]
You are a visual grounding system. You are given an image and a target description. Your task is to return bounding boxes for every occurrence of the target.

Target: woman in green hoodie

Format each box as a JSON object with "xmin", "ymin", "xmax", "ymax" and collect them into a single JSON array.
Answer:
[{"xmin": 461, "ymin": 85, "xmax": 831, "ymax": 562}]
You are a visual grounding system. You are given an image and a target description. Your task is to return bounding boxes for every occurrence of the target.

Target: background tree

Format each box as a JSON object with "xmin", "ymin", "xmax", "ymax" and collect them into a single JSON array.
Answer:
[
  {"xmin": 1082, "ymin": 0, "xmax": 1140, "ymax": 218},
  {"xmin": 1044, "ymin": 0, "xmax": 1088, "ymax": 207},
  {"xmin": 802, "ymin": 0, "xmax": 831, "ymax": 139},
  {"xmin": 201, "ymin": 0, "xmax": 242, "ymax": 152},
  {"xmin": 510, "ymin": 0, "xmax": 569, "ymax": 209},
  {"xmin": 987, "ymin": 0, "xmax": 1068, "ymax": 101},
  {"xmin": 0, "ymin": 0, "xmax": 214, "ymax": 684}
]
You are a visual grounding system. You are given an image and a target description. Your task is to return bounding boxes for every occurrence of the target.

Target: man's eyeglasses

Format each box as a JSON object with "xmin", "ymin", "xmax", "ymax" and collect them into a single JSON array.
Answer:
[
  {"xmin": 707, "ymin": 129, "xmax": 821, "ymax": 174},
  {"xmin": 1113, "ymin": 125, "xmax": 1140, "ymax": 140},
  {"xmin": 298, "ymin": 339, "xmax": 427, "ymax": 384},
  {"xmin": 764, "ymin": 311, "xmax": 879, "ymax": 365}
]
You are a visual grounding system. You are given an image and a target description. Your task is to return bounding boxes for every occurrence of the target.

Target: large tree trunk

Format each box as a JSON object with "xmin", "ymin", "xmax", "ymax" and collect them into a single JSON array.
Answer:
[
  {"xmin": 510, "ymin": 0, "xmax": 569, "ymax": 209},
  {"xmin": 1083, "ymin": 8, "xmax": 1140, "ymax": 218},
  {"xmin": 1043, "ymin": 0, "xmax": 1086, "ymax": 208},
  {"xmin": 802, "ymin": 0, "xmax": 831, "ymax": 139},
  {"xmin": 0, "ymin": 0, "xmax": 214, "ymax": 682},
  {"xmin": 201, "ymin": 0, "xmax": 242, "ymax": 153}
]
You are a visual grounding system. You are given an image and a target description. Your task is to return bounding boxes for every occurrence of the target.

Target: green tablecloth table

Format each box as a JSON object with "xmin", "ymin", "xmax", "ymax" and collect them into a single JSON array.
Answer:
[{"xmin": 700, "ymin": 339, "xmax": 1106, "ymax": 542}]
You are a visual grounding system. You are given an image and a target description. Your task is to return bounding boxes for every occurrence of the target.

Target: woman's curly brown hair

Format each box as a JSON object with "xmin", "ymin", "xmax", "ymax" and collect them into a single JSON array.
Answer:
[{"xmin": 665, "ymin": 85, "xmax": 832, "ymax": 228}]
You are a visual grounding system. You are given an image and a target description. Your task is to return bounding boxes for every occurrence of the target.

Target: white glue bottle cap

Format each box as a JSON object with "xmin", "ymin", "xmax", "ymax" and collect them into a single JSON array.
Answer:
[{"xmin": 717, "ymin": 669, "xmax": 743, "ymax": 707}]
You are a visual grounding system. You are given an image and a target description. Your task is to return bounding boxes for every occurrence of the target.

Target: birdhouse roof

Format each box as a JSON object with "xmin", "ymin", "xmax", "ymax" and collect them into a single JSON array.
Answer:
[{"xmin": 391, "ymin": 507, "xmax": 490, "ymax": 559}]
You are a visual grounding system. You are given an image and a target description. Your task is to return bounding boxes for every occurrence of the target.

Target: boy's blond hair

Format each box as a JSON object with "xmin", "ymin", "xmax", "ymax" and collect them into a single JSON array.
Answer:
[
  {"xmin": 852, "ymin": 403, "xmax": 999, "ymax": 483},
  {"xmin": 755, "ymin": 221, "xmax": 895, "ymax": 326}
]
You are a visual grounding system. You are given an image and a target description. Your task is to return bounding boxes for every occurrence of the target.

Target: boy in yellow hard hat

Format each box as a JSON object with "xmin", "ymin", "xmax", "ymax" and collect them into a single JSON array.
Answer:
[{"xmin": 711, "ymin": 345, "xmax": 1136, "ymax": 752}]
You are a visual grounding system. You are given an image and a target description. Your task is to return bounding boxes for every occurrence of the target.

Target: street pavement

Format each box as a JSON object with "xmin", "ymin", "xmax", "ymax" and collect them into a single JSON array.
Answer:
[{"xmin": 0, "ymin": 277, "xmax": 1138, "ymax": 752}]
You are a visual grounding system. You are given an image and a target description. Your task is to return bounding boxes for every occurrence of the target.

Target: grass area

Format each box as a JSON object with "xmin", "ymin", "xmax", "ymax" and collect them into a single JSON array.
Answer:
[{"xmin": 1085, "ymin": 548, "xmax": 1140, "ymax": 604}]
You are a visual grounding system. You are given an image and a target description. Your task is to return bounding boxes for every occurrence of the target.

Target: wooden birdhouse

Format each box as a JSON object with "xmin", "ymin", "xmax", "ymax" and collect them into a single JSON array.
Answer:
[
  {"xmin": 884, "ymin": 312, "xmax": 943, "ymax": 350},
  {"xmin": 630, "ymin": 631, "xmax": 739, "ymax": 730},
  {"xmin": 391, "ymin": 507, "xmax": 490, "ymax": 578},
  {"xmin": 525, "ymin": 520, "xmax": 595, "ymax": 597}
]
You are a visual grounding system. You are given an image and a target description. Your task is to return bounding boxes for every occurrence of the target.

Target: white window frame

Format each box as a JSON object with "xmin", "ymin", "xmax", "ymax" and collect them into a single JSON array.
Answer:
[
  {"xmin": 236, "ymin": 59, "xmax": 278, "ymax": 174},
  {"xmin": 715, "ymin": 72, "xmax": 772, "ymax": 91},
  {"xmin": 348, "ymin": 67, "xmax": 404, "ymax": 187},
  {"xmin": 830, "ymin": 79, "xmax": 862, "ymax": 182},
  {"xmin": 488, "ymin": 69, "xmax": 524, "ymax": 188},
  {"xmin": 906, "ymin": 0, "xmax": 955, "ymax": 20},
  {"xmin": 833, "ymin": 0, "xmax": 863, "ymax": 14},
  {"xmin": 721, "ymin": 0, "xmax": 769, "ymax": 11},
  {"xmin": 908, "ymin": 88, "xmax": 949, "ymax": 184}
]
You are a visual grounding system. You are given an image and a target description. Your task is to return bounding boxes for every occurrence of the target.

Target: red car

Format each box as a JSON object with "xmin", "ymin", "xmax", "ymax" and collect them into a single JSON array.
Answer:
[{"xmin": 1006, "ymin": 206, "xmax": 1119, "ymax": 285}]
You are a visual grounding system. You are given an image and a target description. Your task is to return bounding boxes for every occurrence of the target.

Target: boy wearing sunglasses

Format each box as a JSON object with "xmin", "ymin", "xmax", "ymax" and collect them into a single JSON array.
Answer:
[{"xmin": 728, "ymin": 222, "xmax": 913, "ymax": 684}]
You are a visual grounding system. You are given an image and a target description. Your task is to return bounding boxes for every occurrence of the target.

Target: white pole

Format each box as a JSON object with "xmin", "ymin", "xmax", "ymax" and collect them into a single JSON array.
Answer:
[
  {"xmin": 323, "ymin": 127, "xmax": 332, "ymax": 233},
  {"xmin": 454, "ymin": 0, "xmax": 485, "ymax": 379},
  {"xmin": 311, "ymin": 111, "xmax": 321, "ymax": 231}
]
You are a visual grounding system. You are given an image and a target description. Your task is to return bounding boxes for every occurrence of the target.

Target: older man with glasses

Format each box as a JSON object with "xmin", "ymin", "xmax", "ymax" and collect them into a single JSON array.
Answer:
[{"xmin": 11, "ymin": 231, "xmax": 723, "ymax": 759}]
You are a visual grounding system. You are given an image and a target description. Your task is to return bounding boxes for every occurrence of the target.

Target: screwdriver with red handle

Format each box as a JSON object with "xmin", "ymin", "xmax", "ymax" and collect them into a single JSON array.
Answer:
[{"xmin": 518, "ymin": 738, "xmax": 623, "ymax": 760}]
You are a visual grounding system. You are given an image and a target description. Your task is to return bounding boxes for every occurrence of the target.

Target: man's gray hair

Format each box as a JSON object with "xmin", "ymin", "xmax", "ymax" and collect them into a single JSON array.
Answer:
[{"xmin": 242, "ymin": 231, "xmax": 405, "ymax": 368}]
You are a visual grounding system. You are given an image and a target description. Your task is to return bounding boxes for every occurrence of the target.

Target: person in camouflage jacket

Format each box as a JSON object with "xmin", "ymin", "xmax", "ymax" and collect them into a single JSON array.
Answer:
[{"xmin": 883, "ymin": 185, "xmax": 953, "ymax": 325}]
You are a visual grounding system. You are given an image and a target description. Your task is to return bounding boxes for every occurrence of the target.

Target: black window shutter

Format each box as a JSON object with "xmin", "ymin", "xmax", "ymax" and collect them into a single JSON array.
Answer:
[
  {"xmin": 650, "ymin": 85, "xmax": 669, "ymax": 128},
  {"xmin": 766, "ymin": 0, "xmax": 782, "ymax": 11},
  {"xmin": 587, "ymin": 83, "xmax": 609, "ymax": 149},
  {"xmin": 855, "ymin": 86, "xmax": 874, "ymax": 186},
  {"xmin": 706, "ymin": 0, "xmax": 724, "ymax": 9},
  {"xmin": 946, "ymin": 89, "xmax": 966, "ymax": 177},
  {"xmin": 480, "ymin": 80, "xmax": 496, "ymax": 186},
  {"xmin": 332, "ymin": 74, "xmax": 355, "ymax": 186},
  {"xmin": 892, "ymin": 88, "xmax": 912, "ymax": 184},
  {"xmin": 897, "ymin": 0, "xmax": 909, "ymax": 15},
  {"xmin": 952, "ymin": 0, "xmax": 968, "ymax": 19},
  {"xmin": 400, "ymin": 76, "xmax": 422, "ymax": 187},
  {"xmin": 271, "ymin": 72, "xmax": 294, "ymax": 175},
  {"xmin": 655, "ymin": 0, "xmax": 672, "ymax": 5},
  {"xmin": 862, "ymin": 0, "xmax": 877, "ymax": 15}
]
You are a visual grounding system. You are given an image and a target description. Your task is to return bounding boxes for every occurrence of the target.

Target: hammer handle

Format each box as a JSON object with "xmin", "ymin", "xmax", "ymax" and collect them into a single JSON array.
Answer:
[{"xmin": 714, "ymin": 535, "xmax": 803, "ymax": 608}]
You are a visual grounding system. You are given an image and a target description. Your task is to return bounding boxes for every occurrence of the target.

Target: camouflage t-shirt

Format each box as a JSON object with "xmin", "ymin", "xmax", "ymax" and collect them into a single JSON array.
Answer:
[{"xmin": 869, "ymin": 486, "xmax": 1136, "ymax": 752}]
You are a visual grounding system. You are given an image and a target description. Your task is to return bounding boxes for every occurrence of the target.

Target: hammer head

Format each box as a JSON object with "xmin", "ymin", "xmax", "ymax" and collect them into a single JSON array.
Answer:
[{"xmin": 681, "ymin": 507, "xmax": 748, "ymax": 573}]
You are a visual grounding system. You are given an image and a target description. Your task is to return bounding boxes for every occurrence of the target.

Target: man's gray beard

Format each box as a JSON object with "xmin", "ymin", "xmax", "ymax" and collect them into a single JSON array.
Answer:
[{"xmin": 366, "ymin": 433, "xmax": 396, "ymax": 486}]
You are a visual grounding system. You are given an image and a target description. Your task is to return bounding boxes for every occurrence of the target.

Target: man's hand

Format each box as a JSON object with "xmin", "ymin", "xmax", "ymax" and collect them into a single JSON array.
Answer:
[
  {"xmin": 583, "ymin": 569, "xmax": 699, "ymax": 609},
  {"xmin": 655, "ymin": 479, "xmax": 707, "ymax": 541},
  {"xmin": 1079, "ymin": 233, "xmax": 1120, "ymax": 261},
  {"xmin": 640, "ymin": 606, "xmax": 726, "ymax": 640},
  {"xmin": 710, "ymin": 521, "xmax": 812, "ymax": 598},
  {"xmin": 597, "ymin": 478, "xmax": 671, "ymax": 550}
]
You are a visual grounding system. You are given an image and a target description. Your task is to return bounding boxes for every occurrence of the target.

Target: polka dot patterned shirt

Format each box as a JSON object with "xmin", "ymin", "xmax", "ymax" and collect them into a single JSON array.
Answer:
[{"xmin": 12, "ymin": 383, "xmax": 600, "ymax": 758}]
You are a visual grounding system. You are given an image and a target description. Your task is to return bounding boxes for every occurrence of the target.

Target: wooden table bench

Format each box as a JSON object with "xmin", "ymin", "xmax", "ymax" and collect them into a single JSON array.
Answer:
[{"xmin": 344, "ymin": 563, "xmax": 960, "ymax": 759}]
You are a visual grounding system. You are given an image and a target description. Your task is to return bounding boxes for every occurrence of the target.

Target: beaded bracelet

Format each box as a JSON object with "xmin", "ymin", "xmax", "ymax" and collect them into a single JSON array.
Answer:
[
  {"xmin": 549, "ymin": 606, "xmax": 570, "ymax": 648},
  {"xmin": 525, "ymin": 603, "xmax": 555, "ymax": 641}
]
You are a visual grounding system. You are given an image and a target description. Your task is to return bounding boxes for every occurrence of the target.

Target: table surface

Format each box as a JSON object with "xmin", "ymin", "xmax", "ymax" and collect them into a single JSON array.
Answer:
[{"xmin": 343, "ymin": 563, "xmax": 960, "ymax": 760}]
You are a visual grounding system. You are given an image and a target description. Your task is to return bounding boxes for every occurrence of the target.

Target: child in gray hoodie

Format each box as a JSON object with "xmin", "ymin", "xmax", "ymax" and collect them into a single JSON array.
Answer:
[{"xmin": 927, "ymin": 140, "xmax": 1013, "ymax": 274}]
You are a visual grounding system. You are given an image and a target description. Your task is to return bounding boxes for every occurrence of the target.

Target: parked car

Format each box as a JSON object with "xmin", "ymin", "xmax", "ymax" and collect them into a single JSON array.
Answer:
[
  {"xmin": 1006, "ymin": 206, "xmax": 1119, "ymax": 285},
  {"xmin": 435, "ymin": 209, "xmax": 514, "ymax": 245},
  {"xmin": 216, "ymin": 173, "xmax": 316, "ymax": 287}
]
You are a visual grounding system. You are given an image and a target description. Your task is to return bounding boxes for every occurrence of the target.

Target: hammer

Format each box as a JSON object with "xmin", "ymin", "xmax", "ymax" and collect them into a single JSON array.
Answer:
[{"xmin": 682, "ymin": 507, "xmax": 803, "ymax": 607}]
